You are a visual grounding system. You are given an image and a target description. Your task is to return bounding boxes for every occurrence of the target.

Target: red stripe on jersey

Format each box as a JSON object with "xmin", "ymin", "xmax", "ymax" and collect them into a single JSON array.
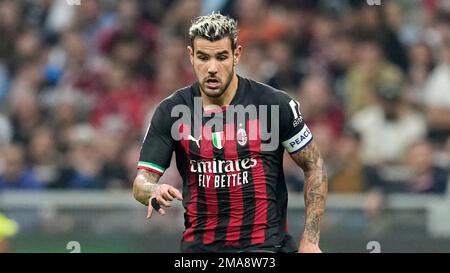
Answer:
[
  {"xmin": 180, "ymin": 123, "xmax": 197, "ymax": 242},
  {"xmin": 224, "ymin": 122, "xmax": 243, "ymax": 246},
  {"xmin": 247, "ymin": 119, "xmax": 267, "ymax": 245},
  {"xmin": 201, "ymin": 125, "xmax": 219, "ymax": 245}
]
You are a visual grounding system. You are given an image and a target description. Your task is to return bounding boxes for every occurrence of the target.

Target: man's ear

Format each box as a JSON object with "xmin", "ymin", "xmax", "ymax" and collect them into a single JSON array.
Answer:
[
  {"xmin": 234, "ymin": 45, "xmax": 242, "ymax": 66},
  {"xmin": 187, "ymin": 46, "xmax": 194, "ymax": 65}
]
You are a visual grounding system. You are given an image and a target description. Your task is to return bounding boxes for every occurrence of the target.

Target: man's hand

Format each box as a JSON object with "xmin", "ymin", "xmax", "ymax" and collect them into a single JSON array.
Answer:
[
  {"xmin": 298, "ymin": 236, "xmax": 322, "ymax": 253},
  {"xmin": 132, "ymin": 169, "xmax": 183, "ymax": 219},
  {"xmin": 147, "ymin": 184, "xmax": 183, "ymax": 219}
]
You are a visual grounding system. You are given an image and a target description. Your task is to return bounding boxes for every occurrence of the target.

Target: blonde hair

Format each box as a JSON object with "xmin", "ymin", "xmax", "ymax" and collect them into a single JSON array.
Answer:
[{"xmin": 189, "ymin": 12, "xmax": 238, "ymax": 50}]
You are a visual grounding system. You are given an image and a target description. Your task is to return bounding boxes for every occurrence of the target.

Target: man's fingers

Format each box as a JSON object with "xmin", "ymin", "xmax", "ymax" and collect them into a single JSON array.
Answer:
[
  {"xmin": 147, "ymin": 197, "xmax": 166, "ymax": 218},
  {"xmin": 161, "ymin": 191, "xmax": 174, "ymax": 201},
  {"xmin": 156, "ymin": 195, "xmax": 171, "ymax": 207},
  {"xmin": 146, "ymin": 185, "xmax": 182, "ymax": 219},
  {"xmin": 147, "ymin": 199, "xmax": 154, "ymax": 219},
  {"xmin": 168, "ymin": 187, "xmax": 183, "ymax": 201}
]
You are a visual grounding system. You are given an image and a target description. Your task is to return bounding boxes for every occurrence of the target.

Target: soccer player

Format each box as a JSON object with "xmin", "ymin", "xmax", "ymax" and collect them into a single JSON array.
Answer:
[{"xmin": 133, "ymin": 13, "xmax": 328, "ymax": 253}]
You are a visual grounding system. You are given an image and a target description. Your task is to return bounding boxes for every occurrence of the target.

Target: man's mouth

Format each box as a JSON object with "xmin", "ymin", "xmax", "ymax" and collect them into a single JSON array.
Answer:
[{"xmin": 205, "ymin": 78, "xmax": 221, "ymax": 89}]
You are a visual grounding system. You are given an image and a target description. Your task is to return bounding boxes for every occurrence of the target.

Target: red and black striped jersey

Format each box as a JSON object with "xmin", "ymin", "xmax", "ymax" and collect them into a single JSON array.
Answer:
[{"xmin": 138, "ymin": 76, "xmax": 313, "ymax": 252}]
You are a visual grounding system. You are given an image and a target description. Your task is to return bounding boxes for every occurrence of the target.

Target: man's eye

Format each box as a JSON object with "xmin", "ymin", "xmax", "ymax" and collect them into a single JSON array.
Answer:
[
  {"xmin": 198, "ymin": 55, "xmax": 208, "ymax": 61},
  {"xmin": 217, "ymin": 56, "xmax": 228, "ymax": 61}
]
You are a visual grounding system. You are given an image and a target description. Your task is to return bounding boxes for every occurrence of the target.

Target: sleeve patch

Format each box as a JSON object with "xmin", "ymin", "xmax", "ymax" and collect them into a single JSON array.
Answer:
[{"xmin": 281, "ymin": 125, "xmax": 313, "ymax": 153}]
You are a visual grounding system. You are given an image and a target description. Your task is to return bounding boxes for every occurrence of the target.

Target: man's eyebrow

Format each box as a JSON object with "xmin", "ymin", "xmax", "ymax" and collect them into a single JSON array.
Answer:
[
  {"xmin": 216, "ymin": 51, "xmax": 229, "ymax": 56},
  {"xmin": 196, "ymin": 51, "xmax": 209, "ymax": 56},
  {"xmin": 196, "ymin": 50, "xmax": 229, "ymax": 56}
]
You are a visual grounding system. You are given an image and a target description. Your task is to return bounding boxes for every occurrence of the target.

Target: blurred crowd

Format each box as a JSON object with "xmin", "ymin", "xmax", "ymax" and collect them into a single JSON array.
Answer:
[{"xmin": 0, "ymin": 0, "xmax": 449, "ymax": 196}]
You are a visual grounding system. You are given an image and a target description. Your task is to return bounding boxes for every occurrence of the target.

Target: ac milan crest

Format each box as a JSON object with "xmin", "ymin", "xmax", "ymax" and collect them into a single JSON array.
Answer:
[{"xmin": 237, "ymin": 128, "xmax": 247, "ymax": 146}]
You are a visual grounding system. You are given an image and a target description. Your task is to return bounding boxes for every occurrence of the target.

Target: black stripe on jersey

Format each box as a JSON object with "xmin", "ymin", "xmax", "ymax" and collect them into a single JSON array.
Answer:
[
  {"xmin": 262, "ymin": 146, "xmax": 285, "ymax": 244},
  {"xmin": 259, "ymin": 106, "xmax": 285, "ymax": 244},
  {"xmin": 275, "ymin": 165, "xmax": 289, "ymax": 234},
  {"xmin": 235, "ymin": 119, "xmax": 256, "ymax": 247},
  {"xmin": 190, "ymin": 121, "xmax": 207, "ymax": 245},
  {"xmin": 179, "ymin": 139, "xmax": 192, "ymax": 234}
]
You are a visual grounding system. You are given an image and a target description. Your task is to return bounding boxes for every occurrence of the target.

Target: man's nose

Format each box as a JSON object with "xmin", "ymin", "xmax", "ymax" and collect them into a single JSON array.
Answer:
[{"xmin": 207, "ymin": 60, "xmax": 218, "ymax": 74}]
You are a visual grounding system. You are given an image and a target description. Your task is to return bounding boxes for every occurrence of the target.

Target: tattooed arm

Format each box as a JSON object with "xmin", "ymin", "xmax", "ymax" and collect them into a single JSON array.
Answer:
[
  {"xmin": 289, "ymin": 140, "xmax": 328, "ymax": 253},
  {"xmin": 133, "ymin": 169, "xmax": 182, "ymax": 219}
]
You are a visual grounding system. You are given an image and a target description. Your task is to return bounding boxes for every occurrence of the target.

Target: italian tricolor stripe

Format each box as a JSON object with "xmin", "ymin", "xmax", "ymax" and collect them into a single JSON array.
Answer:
[
  {"xmin": 212, "ymin": 132, "xmax": 224, "ymax": 149},
  {"xmin": 137, "ymin": 161, "xmax": 165, "ymax": 174}
]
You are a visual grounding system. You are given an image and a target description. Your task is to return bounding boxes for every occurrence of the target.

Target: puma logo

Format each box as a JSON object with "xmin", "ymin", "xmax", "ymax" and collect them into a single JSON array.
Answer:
[{"xmin": 188, "ymin": 135, "xmax": 201, "ymax": 148}]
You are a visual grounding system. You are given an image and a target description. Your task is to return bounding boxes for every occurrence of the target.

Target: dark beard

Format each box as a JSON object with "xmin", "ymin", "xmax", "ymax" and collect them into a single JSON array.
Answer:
[{"xmin": 199, "ymin": 67, "xmax": 234, "ymax": 98}]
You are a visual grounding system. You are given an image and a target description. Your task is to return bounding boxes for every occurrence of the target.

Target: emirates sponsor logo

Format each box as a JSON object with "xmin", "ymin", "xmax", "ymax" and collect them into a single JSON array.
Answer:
[{"xmin": 190, "ymin": 157, "xmax": 257, "ymax": 173}]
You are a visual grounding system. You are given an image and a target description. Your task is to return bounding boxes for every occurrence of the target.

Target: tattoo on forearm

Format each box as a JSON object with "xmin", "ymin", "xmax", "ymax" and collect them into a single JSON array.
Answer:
[
  {"xmin": 290, "ymin": 141, "xmax": 328, "ymax": 245},
  {"xmin": 133, "ymin": 169, "xmax": 161, "ymax": 205}
]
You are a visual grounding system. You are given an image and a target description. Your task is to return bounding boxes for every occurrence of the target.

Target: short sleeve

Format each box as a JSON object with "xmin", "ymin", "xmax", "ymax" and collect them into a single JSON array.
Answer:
[
  {"xmin": 137, "ymin": 102, "xmax": 174, "ymax": 175},
  {"xmin": 278, "ymin": 92, "xmax": 313, "ymax": 154}
]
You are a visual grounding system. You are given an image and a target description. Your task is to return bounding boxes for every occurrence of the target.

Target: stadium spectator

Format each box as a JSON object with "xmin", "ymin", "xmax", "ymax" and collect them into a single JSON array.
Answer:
[
  {"xmin": 403, "ymin": 140, "xmax": 448, "ymax": 194},
  {"xmin": 50, "ymin": 124, "xmax": 101, "ymax": 189},
  {"xmin": 90, "ymin": 62, "xmax": 150, "ymax": 138},
  {"xmin": 161, "ymin": 0, "xmax": 201, "ymax": 38},
  {"xmin": 404, "ymin": 42, "xmax": 435, "ymax": 110},
  {"xmin": 328, "ymin": 32, "xmax": 355, "ymax": 105},
  {"xmin": 0, "ymin": 0, "xmax": 24, "ymax": 73},
  {"xmin": 0, "ymin": 144, "xmax": 43, "ymax": 191},
  {"xmin": 28, "ymin": 126, "xmax": 59, "ymax": 187},
  {"xmin": 56, "ymin": 28, "xmax": 106, "ymax": 102},
  {"xmin": 423, "ymin": 38, "xmax": 450, "ymax": 145},
  {"xmin": 350, "ymin": 81, "xmax": 427, "ymax": 192},
  {"xmin": 99, "ymin": 0, "xmax": 159, "ymax": 67},
  {"xmin": 233, "ymin": 0, "xmax": 287, "ymax": 48},
  {"xmin": 72, "ymin": 0, "xmax": 115, "ymax": 57},
  {"xmin": 9, "ymin": 91, "xmax": 44, "ymax": 146},
  {"xmin": 308, "ymin": 14, "xmax": 339, "ymax": 77},
  {"xmin": 329, "ymin": 126, "xmax": 366, "ymax": 192},
  {"xmin": 351, "ymin": 4, "xmax": 408, "ymax": 70},
  {"xmin": 266, "ymin": 39, "xmax": 302, "ymax": 93},
  {"xmin": 346, "ymin": 37, "xmax": 403, "ymax": 115},
  {"xmin": 95, "ymin": 130, "xmax": 128, "ymax": 189},
  {"xmin": 297, "ymin": 75, "xmax": 345, "ymax": 138},
  {"xmin": 236, "ymin": 43, "xmax": 272, "ymax": 83}
]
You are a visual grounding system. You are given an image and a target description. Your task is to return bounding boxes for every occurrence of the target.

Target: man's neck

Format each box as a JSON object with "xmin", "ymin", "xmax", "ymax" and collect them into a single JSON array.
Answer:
[{"xmin": 202, "ymin": 74, "xmax": 238, "ymax": 109}]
